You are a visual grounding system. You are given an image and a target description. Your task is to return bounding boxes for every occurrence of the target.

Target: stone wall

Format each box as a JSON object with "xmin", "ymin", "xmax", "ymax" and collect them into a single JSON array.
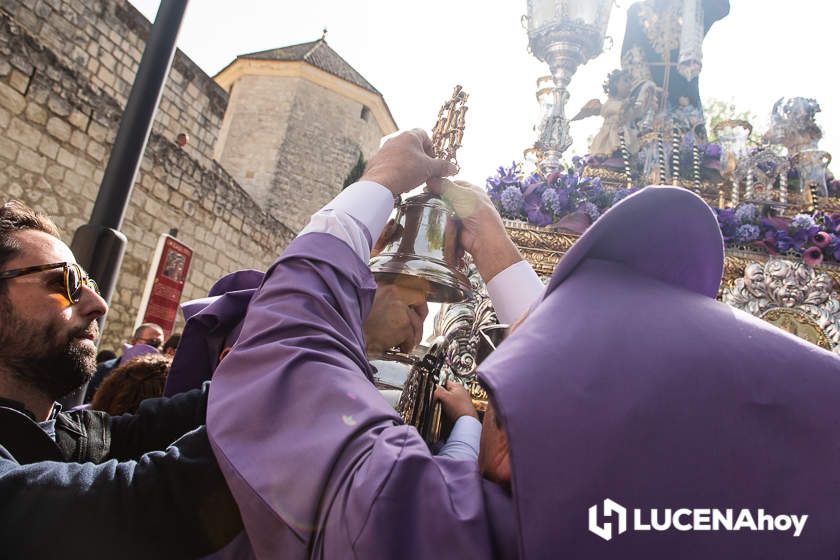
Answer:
[
  {"xmin": 0, "ymin": 5, "xmax": 294, "ymax": 351},
  {"xmin": 0, "ymin": 0, "xmax": 227, "ymax": 170}
]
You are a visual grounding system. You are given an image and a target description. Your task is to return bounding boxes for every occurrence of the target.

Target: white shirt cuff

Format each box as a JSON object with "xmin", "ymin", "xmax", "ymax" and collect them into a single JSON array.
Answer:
[
  {"xmin": 323, "ymin": 180, "xmax": 395, "ymax": 245},
  {"xmin": 436, "ymin": 415, "xmax": 482, "ymax": 461},
  {"xmin": 486, "ymin": 260, "xmax": 544, "ymax": 324},
  {"xmin": 297, "ymin": 180, "xmax": 395, "ymax": 262}
]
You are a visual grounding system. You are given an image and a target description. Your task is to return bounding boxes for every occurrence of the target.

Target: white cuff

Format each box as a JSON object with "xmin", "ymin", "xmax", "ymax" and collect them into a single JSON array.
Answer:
[
  {"xmin": 436, "ymin": 415, "xmax": 482, "ymax": 461},
  {"xmin": 297, "ymin": 180, "xmax": 396, "ymax": 262},
  {"xmin": 323, "ymin": 180, "xmax": 395, "ymax": 246},
  {"xmin": 486, "ymin": 260, "xmax": 544, "ymax": 324}
]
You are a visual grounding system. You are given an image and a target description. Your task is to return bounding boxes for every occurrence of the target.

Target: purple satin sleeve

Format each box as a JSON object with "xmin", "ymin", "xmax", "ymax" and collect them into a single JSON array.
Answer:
[{"xmin": 207, "ymin": 233, "xmax": 502, "ymax": 559}]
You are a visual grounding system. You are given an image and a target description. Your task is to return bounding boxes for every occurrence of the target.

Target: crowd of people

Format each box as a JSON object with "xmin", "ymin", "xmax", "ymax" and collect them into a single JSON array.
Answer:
[{"xmin": 2, "ymin": 129, "xmax": 840, "ymax": 558}]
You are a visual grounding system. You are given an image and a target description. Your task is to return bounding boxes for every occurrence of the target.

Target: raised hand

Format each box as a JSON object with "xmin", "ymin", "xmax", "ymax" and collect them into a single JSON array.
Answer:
[{"xmin": 360, "ymin": 129, "xmax": 458, "ymax": 196}]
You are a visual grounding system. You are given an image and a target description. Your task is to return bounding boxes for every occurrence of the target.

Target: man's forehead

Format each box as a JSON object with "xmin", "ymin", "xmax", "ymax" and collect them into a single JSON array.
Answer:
[{"xmin": 6, "ymin": 229, "xmax": 74, "ymax": 268}]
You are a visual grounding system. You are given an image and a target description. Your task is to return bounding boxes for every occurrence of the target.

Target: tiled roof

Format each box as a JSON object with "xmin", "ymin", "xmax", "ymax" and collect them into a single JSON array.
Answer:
[{"xmin": 239, "ymin": 39, "xmax": 380, "ymax": 95}]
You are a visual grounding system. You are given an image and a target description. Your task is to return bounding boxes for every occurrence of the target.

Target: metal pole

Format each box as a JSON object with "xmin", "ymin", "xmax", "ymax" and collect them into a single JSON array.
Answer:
[
  {"xmin": 64, "ymin": 0, "xmax": 189, "ymax": 408},
  {"xmin": 71, "ymin": 0, "xmax": 189, "ymax": 304}
]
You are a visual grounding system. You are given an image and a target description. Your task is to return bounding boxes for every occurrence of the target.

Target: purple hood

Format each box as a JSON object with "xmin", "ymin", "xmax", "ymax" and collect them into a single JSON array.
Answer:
[
  {"xmin": 163, "ymin": 269, "xmax": 264, "ymax": 397},
  {"xmin": 479, "ymin": 187, "xmax": 840, "ymax": 557}
]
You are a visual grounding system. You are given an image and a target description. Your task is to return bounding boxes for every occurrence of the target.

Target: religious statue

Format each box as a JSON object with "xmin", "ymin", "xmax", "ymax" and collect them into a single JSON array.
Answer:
[
  {"xmin": 621, "ymin": 0, "xmax": 730, "ymax": 117},
  {"xmin": 670, "ymin": 94, "xmax": 707, "ymax": 144},
  {"xmin": 764, "ymin": 97, "xmax": 823, "ymax": 155},
  {"xmin": 572, "ymin": 69, "xmax": 659, "ymax": 160}
]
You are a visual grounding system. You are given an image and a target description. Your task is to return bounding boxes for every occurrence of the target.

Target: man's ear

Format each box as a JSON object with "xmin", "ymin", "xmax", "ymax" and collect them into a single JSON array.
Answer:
[{"xmin": 495, "ymin": 429, "xmax": 512, "ymax": 486}]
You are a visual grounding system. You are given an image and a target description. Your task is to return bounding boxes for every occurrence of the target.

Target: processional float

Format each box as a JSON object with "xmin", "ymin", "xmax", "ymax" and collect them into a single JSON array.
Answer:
[{"xmin": 373, "ymin": 0, "xmax": 840, "ymax": 450}]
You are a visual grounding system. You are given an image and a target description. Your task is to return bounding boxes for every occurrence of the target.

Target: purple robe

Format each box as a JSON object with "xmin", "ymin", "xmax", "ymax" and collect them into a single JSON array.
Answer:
[
  {"xmin": 209, "ymin": 187, "xmax": 840, "ymax": 558},
  {"xmin": 164, "ymin": 270, "xmax": 264, "ymax": 397},
  {"xmin": 208, "ymin": 233, "xmax": 512, "ymax": 558},
  {"xmin": 478, "ymin": 187, "xmax": 840, "ymax": 557}
]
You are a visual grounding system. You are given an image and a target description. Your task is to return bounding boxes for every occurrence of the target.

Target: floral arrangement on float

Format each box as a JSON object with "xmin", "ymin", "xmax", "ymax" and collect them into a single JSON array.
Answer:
[
  {"xmin": 715, "ymin": 205, "xmax": 840, "ymax": 267},
  {"xmin": 486, "ymin": 160, "xmax": 840, "ymax": 268},
  {"xmin": 486, "ymin": 158, "xmax": 628, "ymax": 231}
]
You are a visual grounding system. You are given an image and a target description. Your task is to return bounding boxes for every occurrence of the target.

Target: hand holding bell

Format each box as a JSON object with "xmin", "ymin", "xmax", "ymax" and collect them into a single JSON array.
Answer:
[
  {"xmin": 360, "ymin": 129, "xmax": 458, "ymax": 196},
  {"xmin": 369, "ymin": 86, "xmax": 475, "ymax": 303}
]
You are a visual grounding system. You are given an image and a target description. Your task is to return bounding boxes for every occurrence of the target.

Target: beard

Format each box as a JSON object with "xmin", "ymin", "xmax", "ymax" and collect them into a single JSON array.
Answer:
[{"xmin": 0, "ymin": 297, "xmax": 98, "ymax": 402}]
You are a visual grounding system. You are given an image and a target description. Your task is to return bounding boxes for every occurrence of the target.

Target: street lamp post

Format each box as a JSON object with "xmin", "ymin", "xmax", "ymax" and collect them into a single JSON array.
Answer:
[
  {"xmin": 64, "ymin": 0, "xmax": 189, "ymax": 408},
  {"xmin": 71, "ymin": 0, "xmax": 189, "ymax": 308}
]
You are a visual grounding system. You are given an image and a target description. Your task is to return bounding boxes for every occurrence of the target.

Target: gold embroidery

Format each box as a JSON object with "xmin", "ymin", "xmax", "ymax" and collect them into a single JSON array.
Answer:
[{"xmin": 637, "ymin": 1, "xmax": 682, "ymax": 58}]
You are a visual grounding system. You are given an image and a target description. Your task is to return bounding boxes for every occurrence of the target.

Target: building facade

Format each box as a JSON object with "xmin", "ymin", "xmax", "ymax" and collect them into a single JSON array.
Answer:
[{"xmin": 0, "ymin": 0, "xmax": 395, "ymax": 350}]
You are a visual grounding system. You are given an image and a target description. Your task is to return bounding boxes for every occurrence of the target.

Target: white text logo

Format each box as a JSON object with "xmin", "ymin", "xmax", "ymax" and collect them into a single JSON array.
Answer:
[{"xmin": 588, "ymin": 499, "xmax": 808, "ymax": 541}]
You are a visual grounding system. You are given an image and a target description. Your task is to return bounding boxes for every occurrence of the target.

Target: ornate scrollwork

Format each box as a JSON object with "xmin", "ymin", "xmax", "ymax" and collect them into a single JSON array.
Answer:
[
  {"xmin": 432, "ymin": 256, "xmax": 498, "ymax": 404},
  {"xmin": 719, "ymin": 252, "xmax": 754, "ymax": 297},
  {"xmin": 504, "ymin": 220, "xmax": 579, "ymax": 252},
  {"xmin": 722, "ymin": 258, "xmax": 840, "ymax": 353}
]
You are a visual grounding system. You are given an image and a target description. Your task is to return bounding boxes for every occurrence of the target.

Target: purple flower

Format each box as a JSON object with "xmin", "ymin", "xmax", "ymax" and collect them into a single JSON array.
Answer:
[
  {"xmin": 717, "ymin": 208, "xmax": 738, "ymax": 241},
  {"xmin": 803, "ymin": 246, "xmax": 824, "ymax": 267},
  {"xmin": 545, "ymin": 172, "xmax": 562, "ymax": 188},
  {"xmin": 526, "ymin": 206, "xmax": 552, "ymax": 227},
  {"xmin": 578, "ymin": 201, "xmax": 600, "ymax": 222},
  {"xmin": 734, "ymin": 203, "xmax": 759, "ymax": 225},
  {"xmin": 812, "ymin": 231, "xmax": 831, "ymax": 248},
  {"xmin": 584, "ymin": 183, "xmax": 612, "ymax": 209},
  {"xmin": 790, "ymin": 214, "xmax": 817, "ymax": 232},
  {"xmin": 823, "ymin": 213, "xmax": 840, "ymax": 235},
  {"xmin": 611, "ymin": 188, "xmax": 638, "ymax": 205},
  {"xmin": 774, "ymin": 230, "xmax": 798, "ymax": 252},
  {"xmin": 831, "ymin": 234, "xmax": 840, "ymax": 261},
  {"xmin": 541, "ymin": 188, "xmax": 564, "ymax": 216},
  {"xmin": 734, "ymin": 224, "xmax": 760, "ymax": 245},
  {"xmin": 523, "ymin": 172, "xmax": 544, "ymax": 189},
  {"xmin": 486, "ymin": 162, "xmax": 521, "ymax": 193},
  {"xmin": 500, "ymin": 186, "xmax": 525, "ymax": 218}
]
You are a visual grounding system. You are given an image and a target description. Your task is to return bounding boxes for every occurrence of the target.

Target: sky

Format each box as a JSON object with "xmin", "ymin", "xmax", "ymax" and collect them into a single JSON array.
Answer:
[{"xmin": 128, "ymin": 0, "xmax": 839, "ymax": 186}]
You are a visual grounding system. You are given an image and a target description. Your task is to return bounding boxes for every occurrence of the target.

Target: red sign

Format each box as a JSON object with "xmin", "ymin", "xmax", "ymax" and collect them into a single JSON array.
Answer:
[{"xmin": 135, "ymin": 234, "xmax": 193, "ymax": 338}]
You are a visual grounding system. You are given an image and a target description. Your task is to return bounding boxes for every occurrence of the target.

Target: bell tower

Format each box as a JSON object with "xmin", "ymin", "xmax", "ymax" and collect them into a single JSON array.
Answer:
[{"xmin": 213, "ymin": 39, "xmax": 397, "ymax": 231}]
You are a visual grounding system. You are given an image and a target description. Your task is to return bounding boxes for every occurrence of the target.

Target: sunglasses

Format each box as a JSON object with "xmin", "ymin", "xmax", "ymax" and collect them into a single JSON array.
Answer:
[{"xmin": 0, "ymin": 262, "xmax": 99, "ymax": 303}]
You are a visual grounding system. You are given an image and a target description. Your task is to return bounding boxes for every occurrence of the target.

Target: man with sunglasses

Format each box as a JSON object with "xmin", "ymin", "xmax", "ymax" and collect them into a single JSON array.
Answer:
[{"xmin": 0, "ymin": 201, "xmax": 242, "ymax": 558}]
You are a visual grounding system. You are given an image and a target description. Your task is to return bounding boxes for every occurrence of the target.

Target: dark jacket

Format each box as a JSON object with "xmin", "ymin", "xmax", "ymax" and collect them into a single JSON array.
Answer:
[
  {"xmin": 0, "ymin": 384, "xmax": 242, "ymax": 559},
  {"xmin": 84, "ymin": 356, "xmax": 120, "ymax": 403}
]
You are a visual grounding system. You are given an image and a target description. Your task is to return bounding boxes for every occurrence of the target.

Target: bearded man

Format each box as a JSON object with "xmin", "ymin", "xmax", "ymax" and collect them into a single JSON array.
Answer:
[{"xmin": 0, "ymin": 201, "xmax": 241, "ymax": 558}]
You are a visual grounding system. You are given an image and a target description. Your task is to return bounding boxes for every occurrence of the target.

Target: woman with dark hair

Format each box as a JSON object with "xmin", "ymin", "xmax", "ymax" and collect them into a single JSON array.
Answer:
[{"xmin": 90, "ymin": 354, "xmax": 171, "ymax": 416}]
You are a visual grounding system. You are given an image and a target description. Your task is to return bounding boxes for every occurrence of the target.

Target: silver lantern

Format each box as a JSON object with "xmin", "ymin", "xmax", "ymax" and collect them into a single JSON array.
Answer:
[{"xmin": 525, "ymin": 0, "xmax": 613, "ymax": 174}]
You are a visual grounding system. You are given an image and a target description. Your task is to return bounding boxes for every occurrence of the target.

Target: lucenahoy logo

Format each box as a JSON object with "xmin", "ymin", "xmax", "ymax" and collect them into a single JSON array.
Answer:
[{"xmin": 588, "ymin": 499, "xmax": 808, "ymax": 541}]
